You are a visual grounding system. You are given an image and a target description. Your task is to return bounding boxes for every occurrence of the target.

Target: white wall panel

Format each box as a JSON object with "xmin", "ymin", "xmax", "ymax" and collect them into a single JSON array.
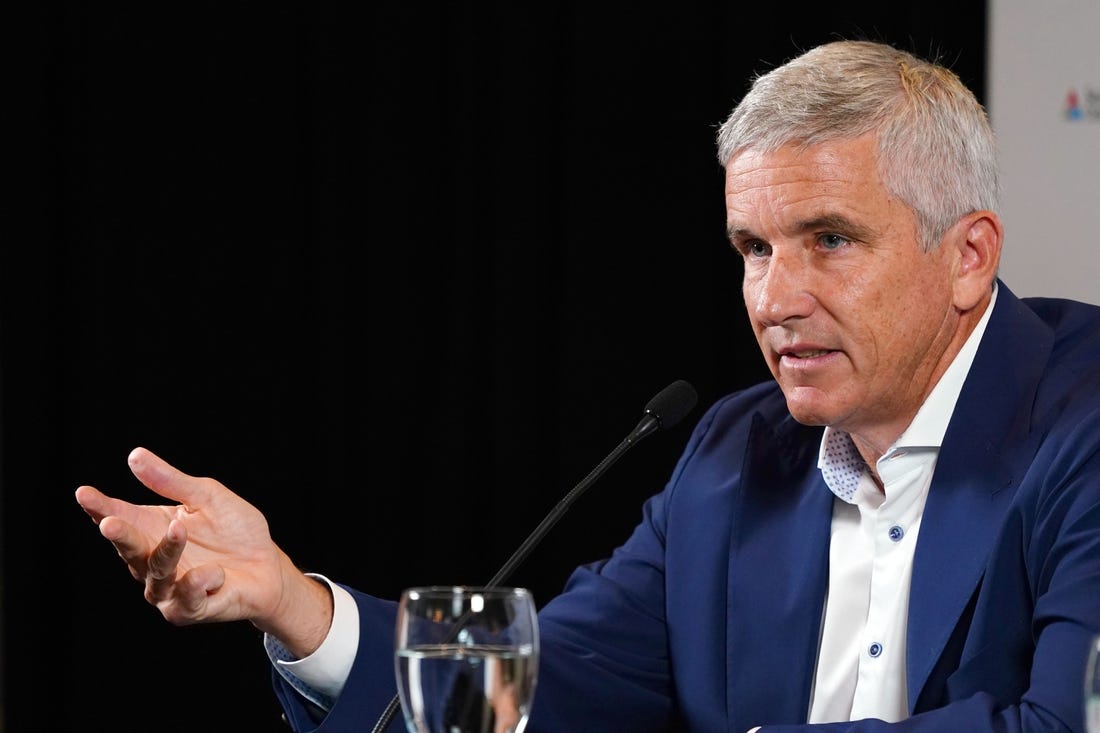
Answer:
[{"xmin": 988, "ymin": 0, "xmax": 1100, "ymax": 305}]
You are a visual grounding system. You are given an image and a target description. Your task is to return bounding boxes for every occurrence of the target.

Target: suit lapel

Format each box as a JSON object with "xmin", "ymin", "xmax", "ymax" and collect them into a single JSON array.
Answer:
[
  {"xmin": 726, "ymin": 412, "xmax": 833, "ymax": 728},
  {"xmin": 906, "ymin": 283, "xmax": 1053, "ymax": 708}
]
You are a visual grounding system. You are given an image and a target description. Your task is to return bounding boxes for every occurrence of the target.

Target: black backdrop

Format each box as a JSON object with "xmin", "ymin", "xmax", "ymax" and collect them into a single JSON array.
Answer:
[{"xmin": 5, "ymin": 4, "xmax": 986, "ymax": 731}]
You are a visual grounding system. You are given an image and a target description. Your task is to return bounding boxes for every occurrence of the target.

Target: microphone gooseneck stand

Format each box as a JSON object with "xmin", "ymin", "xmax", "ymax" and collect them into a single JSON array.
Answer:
[{"xmin": 370, "ymin": 380, "xmax": 698, "ymax": 733}]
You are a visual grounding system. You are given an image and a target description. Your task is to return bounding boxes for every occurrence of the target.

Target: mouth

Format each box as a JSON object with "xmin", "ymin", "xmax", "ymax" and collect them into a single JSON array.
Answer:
[
  {"xmin": 774, "ymin": 345, "xmax": 841, "ymax": 371},
  {"xmin": 783, "ymin": 348, "xmax": 833, "ymax": 359}
]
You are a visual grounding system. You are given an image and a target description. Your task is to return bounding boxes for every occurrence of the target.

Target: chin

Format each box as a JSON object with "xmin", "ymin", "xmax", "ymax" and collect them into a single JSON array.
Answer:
[
  {"xmin": 782, "ymin": 395, "xmax": 835, "ymax": 427},
  {"xmin": 788, "ymin": 413, "xmax": 830, "ymax": 427}
]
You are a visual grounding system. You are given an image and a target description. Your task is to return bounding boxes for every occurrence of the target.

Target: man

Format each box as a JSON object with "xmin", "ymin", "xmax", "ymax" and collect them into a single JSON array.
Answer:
[{"xmin": 76, "ymin": 39, "xmax": 1100, "ymax": 731}]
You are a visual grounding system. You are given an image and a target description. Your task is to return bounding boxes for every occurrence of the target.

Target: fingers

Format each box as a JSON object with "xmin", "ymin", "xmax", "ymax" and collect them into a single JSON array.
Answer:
[
  {"xmin": 146, "ymin": 518, "xmax": 187, "ymax": 587},
  {"xmin": 97, "ymin": 514, "xmax": 149, "ymax": 557},
  {"xmin": 148, "ymin": 562, "xmax": 229, "ymax": 625},
  {"xmin": 78, "ymin": 449, "xmax": 245, "ymax": 626},
  {"xmin": 175, "ymin": 564, "xmax": 227, "ymax": 615},
  {"xmin": 74, "ymin": 485, "xmax": 112, "ymax": 524},
  {"xmin": 141, "ymin": 520, "xmax": 226, "ymax": 622},
  {"xmin": 75, "ymin": 484, "xmax": 152, "ymax": 527},
  {"xmin": 97, "ymin": 512, "xmax": 231, "ymax": 624},
  {"xmin": 77, "ymin": 477, "xmax": 177, "ymax": 578},
  {"xmin": 74, "ymin": 448, "xmax": 195, "ymax": 523}
]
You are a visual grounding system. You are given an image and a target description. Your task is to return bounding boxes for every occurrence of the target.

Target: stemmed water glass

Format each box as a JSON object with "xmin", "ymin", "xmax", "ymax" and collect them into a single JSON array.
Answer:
[{"xmin": 395, "ymin": 586, "xmax": 539, "ymax": 733}]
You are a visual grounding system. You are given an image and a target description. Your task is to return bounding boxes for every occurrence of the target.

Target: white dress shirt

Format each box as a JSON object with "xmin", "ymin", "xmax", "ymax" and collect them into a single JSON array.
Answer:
[
  {"xmin": 808, "ymin": 283, "xmax": 996, "ymax": 724},
  {"xmin": 269, "ymin": 287, "xmax": 998, "ymax": 729}
]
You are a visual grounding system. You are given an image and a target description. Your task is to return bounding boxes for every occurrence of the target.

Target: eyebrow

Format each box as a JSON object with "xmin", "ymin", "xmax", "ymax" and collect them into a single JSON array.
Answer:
[{"xmin": 726, "ymin": 213, "xmax": 878, "ymax": 243}]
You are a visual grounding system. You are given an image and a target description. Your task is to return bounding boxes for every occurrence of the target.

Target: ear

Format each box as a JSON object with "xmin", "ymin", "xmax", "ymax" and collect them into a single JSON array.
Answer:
[{"xmin": 949, "ymin": 210, "xmax": 1003, "ymax": 311}]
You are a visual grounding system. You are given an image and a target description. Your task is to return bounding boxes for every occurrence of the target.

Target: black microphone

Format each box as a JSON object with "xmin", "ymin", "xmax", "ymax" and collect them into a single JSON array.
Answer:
[{"xmin": 370, "ymin": 380, "xmax": 698, "ymax": 733}]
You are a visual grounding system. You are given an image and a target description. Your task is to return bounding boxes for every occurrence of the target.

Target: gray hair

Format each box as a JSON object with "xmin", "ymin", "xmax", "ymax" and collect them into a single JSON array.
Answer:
[{"xmin": 715, "ymin": 40, "xmax": 999, "ymax": 251}]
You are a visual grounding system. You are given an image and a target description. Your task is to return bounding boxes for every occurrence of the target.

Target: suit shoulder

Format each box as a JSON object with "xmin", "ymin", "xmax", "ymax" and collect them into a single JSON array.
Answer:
[
  {"xmin": 1024, "ymin": 296, "xmax": 1100, "ymax": 418},
  {"xmin": 1022, "ymin": 296, "xmax": 1100, "ymax": 363}
]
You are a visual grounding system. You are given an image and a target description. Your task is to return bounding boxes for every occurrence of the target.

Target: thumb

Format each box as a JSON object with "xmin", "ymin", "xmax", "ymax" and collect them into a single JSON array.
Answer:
[{"xmin": 127, "ymin": 447, "xmax": 212, "ymax": 506}]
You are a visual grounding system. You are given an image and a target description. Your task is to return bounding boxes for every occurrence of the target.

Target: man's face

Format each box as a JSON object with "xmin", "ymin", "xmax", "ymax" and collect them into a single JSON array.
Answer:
[{"xmin": 724, "ymin": 135, "xmax": 961, "ymax": 444}]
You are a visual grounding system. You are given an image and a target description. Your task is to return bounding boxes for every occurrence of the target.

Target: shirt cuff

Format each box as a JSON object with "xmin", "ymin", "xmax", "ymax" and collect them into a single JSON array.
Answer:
[{"xmin": 264, "ymin": 574, "xmax": 361, "ymax": 711}]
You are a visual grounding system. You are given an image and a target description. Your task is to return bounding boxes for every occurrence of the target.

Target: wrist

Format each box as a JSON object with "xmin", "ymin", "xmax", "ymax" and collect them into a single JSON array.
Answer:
[{"xmin": 253, "ymin": 553, "xmax": 334, "ymax": 658}]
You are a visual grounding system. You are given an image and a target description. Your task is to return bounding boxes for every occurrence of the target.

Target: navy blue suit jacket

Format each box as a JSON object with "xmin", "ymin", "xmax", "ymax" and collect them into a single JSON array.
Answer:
[{"xmin": 275, "ymin": 282, "xmax": 1100, "ymax": 732}]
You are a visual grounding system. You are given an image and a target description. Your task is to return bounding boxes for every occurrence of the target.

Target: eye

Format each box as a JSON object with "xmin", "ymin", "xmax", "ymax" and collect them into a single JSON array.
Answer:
[
  {"xmin": 819, "ymin": 233, "xmax": 850, "ymax": 251},
  {"xmin": 744, "ymin": 240, "xmax": 771, "ymax": 258}
]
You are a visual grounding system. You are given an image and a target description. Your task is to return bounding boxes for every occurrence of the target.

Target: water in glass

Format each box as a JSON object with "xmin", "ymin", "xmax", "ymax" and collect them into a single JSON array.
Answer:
[{"xmin": 395, "ymin": 587, "xmax": 538, "ymax": 733}]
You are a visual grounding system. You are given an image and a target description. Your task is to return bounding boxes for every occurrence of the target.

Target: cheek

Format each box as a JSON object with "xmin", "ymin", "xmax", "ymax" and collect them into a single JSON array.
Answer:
[
  {"xmin": 821, "ymin": 272, "xmax": 883, "ymax": 337},
  {"xmin": 741, "ymin": 264, "xmax": 775, "ymax": 315},
  {"xmin": 895, "ymin": 264, "xmax": 955, "ymax": 325},
  {"xmin": 831, "ymin": 259, "xmax": 890, "ymax": 306},
  {"xmin": 821, "ymin": 272, "xmax": 899, "ymax": 374},
  {"xmin": 742, "ymin": 276, "xmax": 760, "ymax": 323}
]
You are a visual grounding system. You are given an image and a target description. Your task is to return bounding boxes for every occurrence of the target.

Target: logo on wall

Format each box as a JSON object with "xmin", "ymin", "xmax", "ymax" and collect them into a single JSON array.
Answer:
[{"xmin": 1064, "ymin": 87, "xmax": 1099, "ymax": 121}]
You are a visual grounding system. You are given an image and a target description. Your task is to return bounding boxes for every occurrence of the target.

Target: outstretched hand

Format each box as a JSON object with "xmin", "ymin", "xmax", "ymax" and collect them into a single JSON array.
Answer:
[{"xmin": 76, "ymin": 447, "xmax": 333, "ymax": 656}]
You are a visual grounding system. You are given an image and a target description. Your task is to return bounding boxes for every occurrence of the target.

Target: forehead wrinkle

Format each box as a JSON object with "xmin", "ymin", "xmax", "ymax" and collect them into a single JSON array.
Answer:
[{"xmin": 724, "ymin": 145, "xmax": 892, "ymax": 245}]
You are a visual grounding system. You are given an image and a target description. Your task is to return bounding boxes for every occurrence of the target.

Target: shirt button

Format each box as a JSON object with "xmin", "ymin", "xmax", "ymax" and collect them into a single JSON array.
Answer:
[
  {"xmin": 868, "ymin": 642, "xmax": 883, "ymax": 657},
  {"xmin": 888, "ymin": 525, "xmax": 904, "ymax": 542}
]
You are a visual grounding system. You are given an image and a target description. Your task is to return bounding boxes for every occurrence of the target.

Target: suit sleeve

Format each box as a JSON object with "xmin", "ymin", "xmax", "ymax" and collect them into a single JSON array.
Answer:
[{"xmin": 270, "ymin": 492, "xmax": 681, "ymax": 733}]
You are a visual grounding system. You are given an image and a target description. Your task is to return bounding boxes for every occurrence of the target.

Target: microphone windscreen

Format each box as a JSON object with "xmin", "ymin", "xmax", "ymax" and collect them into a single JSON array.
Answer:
[{"xmin": 644, "ymin": 380, "xmax": 698, "ymax": 430}]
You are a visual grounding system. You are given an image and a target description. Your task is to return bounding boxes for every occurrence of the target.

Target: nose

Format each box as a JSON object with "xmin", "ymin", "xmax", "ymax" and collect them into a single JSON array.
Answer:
[{"xmin": 747, "ymin": 251, "xmax": 816, "ymax": 327}]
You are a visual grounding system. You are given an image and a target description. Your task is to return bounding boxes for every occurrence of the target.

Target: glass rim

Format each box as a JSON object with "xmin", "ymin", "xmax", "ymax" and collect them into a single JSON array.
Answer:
[{"xmin": 400, "ymin": 585, "xmax": 533, "ymax": 599}]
